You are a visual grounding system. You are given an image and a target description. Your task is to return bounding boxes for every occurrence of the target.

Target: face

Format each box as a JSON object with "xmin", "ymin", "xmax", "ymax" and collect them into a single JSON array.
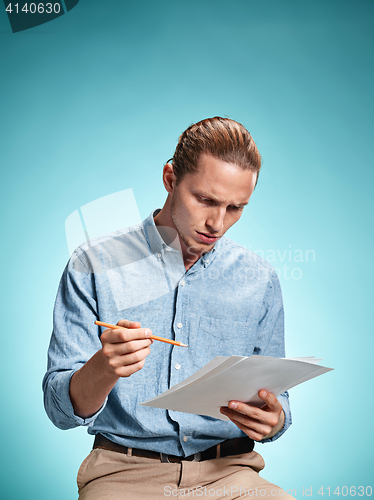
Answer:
[{"xmin": 166, "ymin": 154, "xmax": 257, "ymax": 266}]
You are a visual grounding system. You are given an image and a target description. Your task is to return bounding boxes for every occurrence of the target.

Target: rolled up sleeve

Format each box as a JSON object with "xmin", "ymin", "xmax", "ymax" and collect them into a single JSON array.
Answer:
[
  {"xmin": 42, "ymin": 249, "xmax": 105, "ymax": 430},
  {"xmin": 43, "ymin": 367, "xmax": 107, "ymax": 430}
]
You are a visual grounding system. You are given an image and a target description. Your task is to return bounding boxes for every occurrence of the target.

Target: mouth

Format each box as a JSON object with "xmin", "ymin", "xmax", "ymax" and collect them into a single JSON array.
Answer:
[{"xmin": 196, "ymin": 231, "xmax": 220, "ymax": 244}]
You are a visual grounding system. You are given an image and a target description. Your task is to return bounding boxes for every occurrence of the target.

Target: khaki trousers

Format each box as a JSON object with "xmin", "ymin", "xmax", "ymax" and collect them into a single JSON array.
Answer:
[{"xmin": 77, "ymin": 448, "xmax": 295, "ymax": 499}]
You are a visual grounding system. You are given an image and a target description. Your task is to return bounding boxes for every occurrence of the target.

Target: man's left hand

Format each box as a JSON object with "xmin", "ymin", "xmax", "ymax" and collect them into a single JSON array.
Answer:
[{"xmin": 220, "ymin": 390, "xmax": 284, "ymax": 441}]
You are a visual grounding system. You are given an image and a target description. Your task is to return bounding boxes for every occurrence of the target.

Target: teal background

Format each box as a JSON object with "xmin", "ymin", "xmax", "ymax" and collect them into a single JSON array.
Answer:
[{"xmin": 1, "ymin": 0, "xmax": 373, "ymax": 498}]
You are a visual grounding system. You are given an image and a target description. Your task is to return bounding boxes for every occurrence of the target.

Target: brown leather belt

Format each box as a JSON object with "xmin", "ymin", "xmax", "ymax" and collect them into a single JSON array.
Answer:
[{"xmin": 93, "ymin": 434, "xmax": 254, "ymax": 463}]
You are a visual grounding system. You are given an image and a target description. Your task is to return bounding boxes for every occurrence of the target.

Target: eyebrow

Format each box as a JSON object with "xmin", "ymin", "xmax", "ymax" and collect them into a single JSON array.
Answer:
[{"xmin": 195, "ymin": 191, "xmax": 249, "ymax": 208}]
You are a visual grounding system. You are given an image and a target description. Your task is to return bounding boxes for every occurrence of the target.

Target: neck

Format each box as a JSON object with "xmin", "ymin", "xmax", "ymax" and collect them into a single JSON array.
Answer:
[{"xmin": 153, "ymin": 198, "xmax": 201, "ymax": 270}]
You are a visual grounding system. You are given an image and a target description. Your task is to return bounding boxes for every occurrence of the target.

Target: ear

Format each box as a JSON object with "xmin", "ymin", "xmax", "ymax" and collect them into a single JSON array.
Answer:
[{"xmin": 162, "ymin": 163, "xmax": 177, "ymax": 194}]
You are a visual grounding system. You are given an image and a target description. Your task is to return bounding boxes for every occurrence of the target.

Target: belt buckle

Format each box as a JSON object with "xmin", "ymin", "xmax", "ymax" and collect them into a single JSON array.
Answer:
[{"xmin": 160, "ymin": 452, "xmax": 201, "ymax": 463}]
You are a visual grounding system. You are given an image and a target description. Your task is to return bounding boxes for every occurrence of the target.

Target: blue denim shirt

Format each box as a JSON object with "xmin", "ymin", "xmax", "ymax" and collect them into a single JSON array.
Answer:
[{"xmin": 43, "ymin": 209, "xmax": 291, "ymax": 456}]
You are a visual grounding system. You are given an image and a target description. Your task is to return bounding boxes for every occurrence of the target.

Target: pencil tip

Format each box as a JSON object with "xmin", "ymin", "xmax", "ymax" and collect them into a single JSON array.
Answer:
[{"xmin": 181, "ymin": 343, "xmax": 188, "ymax": 347}]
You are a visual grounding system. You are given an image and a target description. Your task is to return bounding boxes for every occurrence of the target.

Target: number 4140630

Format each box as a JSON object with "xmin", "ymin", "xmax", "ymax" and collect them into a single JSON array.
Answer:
[{"xmin": 5, "ymin": 3, "xmax": 61, "ymax": 14}]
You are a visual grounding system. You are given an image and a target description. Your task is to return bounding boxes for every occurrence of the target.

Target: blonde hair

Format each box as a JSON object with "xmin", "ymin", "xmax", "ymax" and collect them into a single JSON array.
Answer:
[{"xmin": 170, "ymin": 117, "xmax": 261, "ymax": 185}]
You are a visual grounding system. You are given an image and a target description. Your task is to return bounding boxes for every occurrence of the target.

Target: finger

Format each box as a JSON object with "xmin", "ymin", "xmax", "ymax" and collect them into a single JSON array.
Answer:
[
  {"xmin": 128, "ymin": 322, "xmax": 141, "ymax": 328},
  {"xmin": 114, "ymin": 358, "xmax": 148, "ymax": 378},
  {"xmin": 225, "ymin": 401, "xmax": 263, "ymax": 420},
  {"xmin": 225, "ymin": 401, "xmax": 280, "ymax": 428},
  {"xmin": 220, "ymin": 406, "xmax": 257, "ymax": 427},
  {"xmin": 220, "ymin": 408, "xmax": 268, "ymax": 441},
  {"xmin": 220, "ymin": 407, "xmax": 273, "ymax": 436},
  {"xmin": 106, "ymin": 345, "xmax": 152, "ymax": 370},
  {"xmin": 102, "ymin": 339, "xmax": 153, "ymax": 358},
  {"xmin": 258, "ymin": 390, "xmax": 282, "ymax": 412},
  {"xmin": 117, "ymin": 319, "xmax": 141, "ymax": 329},
  {"xmin": 229, "ymin": 419, "xmax": 266, "ymax": 442},
  {"xmin": 104, "ymin": 327, "xmax": 152, "ymax": 344}
]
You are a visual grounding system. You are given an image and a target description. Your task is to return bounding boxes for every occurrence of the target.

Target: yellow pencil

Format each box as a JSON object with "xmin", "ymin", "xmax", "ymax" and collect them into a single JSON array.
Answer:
[{"xmin": 94, "ymin": 321, "xmax": 188, "ymax": 347}]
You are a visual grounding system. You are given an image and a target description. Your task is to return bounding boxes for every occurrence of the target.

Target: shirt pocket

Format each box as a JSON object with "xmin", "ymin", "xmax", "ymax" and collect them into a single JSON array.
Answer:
[{"xmin": 189, "ymin": 315, "xmax": 256, "ymax": 369}]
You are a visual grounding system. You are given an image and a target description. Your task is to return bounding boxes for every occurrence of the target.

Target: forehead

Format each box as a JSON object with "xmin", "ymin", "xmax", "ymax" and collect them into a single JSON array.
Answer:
[{"xmin": 182, "ymin": 154, "xmax": 257, "ymax": 204}]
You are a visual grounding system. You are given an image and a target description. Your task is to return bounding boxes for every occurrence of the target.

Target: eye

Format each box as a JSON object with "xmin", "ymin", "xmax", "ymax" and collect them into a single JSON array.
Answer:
[{"xmin": 228, "ymin": 205, "xmax": 243, "ymax": 211}]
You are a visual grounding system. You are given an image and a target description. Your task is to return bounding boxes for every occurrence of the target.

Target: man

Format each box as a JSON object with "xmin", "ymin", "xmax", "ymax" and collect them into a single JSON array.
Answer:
[{"xmin": 43, "ymin": 117, "xmax": 293, "ymax": 499}]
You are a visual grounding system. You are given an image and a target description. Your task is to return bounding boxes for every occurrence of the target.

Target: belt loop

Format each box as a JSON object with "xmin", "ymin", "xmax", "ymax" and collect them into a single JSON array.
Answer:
[
  {"xmin": 217, "ymin": 443, "xmax": 221, "ymax": 459},
  {"xmin": 127, "ymin": 447, "xmax": 132, "ymax": 457},
  {"xmin": 160, "ymin": 453, "xmax": 170, "ymax": 463}
]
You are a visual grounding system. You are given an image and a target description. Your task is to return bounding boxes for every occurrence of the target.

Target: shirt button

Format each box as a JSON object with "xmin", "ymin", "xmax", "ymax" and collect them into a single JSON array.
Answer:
[
  {"xmin": 183, "ymin": 436, "xmax": 188, "ymax": 442},
  {"xmin": 206, "ymin": 259, "xmax": 210, "ymax": 263},
  {"xmin": 177, "ymin": 323, "xmax": 182, "ymax": 329},
  {"xmin": 157, "ymin": 253, "xmax": 162, "ymax": 258},
  {"xmin": 180, "ymin": 279, "xmax": 186, "ymax": 286},
  {"xmin": 175, "ymin": 363, "xmax": 181, "ymax": 370}
]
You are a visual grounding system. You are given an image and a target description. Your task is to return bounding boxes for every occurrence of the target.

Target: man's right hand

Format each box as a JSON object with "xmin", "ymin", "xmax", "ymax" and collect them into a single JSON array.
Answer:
[
  {"xmin": 69, "ymin": 319, "xmax": 153, "ymax": 419},
  {"xmin": 100, "ymin": 319, "xmax": 153, "ymax": 378}
]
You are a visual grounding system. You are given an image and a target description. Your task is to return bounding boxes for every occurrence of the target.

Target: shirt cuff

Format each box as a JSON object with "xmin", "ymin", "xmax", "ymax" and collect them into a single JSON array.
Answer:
[
  {"xmin": 259, "ymin": 392, "xmax": 292, "ymax": 443},
  {"xmin": 47, "ymin": 368, "xmax": 107, "ymax": 429}
]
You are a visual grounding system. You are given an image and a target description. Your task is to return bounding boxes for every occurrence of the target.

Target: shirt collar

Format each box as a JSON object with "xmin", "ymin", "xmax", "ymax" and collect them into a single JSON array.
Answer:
[
  {"xmin": 142, "ymin": 209, "xmax": 165, "ymax": 256},
  {"xmin": 143, "ymin": 209, "xmax": 222, "ymax": 266}
]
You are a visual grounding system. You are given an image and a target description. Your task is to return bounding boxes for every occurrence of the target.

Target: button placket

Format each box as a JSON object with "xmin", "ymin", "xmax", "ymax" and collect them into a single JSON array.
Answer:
[{"xmin": 170, "ymin": 273, "xmax": 186, "ymax": 390}]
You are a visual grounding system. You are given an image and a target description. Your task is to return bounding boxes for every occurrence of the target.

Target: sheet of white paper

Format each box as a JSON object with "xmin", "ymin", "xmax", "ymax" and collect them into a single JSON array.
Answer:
[
  {"xmin": 286, "ymin": 357, "xmax": 323, "ymax": 364},
  {"xmin": 146, "ymin": 356, "xmax": 246, "ymax": 398},
  {"xmin": 141, "ymin": 355, "xmax": 333, "ymax": 420}
]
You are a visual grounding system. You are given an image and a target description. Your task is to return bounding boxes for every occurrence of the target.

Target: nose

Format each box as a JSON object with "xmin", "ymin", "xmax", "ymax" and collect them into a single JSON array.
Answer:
[{"xmin": 206, "ymin": 208, "xmax": 225, "ymax": 233}]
